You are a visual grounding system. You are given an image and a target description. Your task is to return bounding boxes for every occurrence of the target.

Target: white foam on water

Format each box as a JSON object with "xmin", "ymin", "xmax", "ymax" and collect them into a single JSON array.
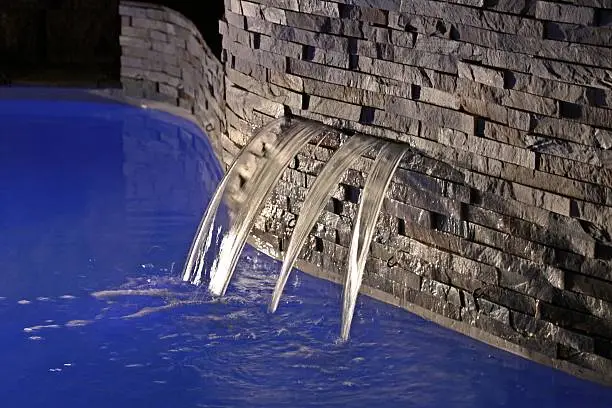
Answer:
[
  {"xmin": 23, "ymin": 324, "xmax": 61, "ymax": 333},
  {"xmin": 65, "ymin": 320, "xmax": 93, "ymax": 328},
  {"xmin": 59, "ymin": 295, "xmax": 76, "ymax": 300}
]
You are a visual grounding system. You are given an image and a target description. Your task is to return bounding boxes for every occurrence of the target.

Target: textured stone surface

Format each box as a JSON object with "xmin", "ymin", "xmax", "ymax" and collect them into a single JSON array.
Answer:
[
  {"xmin": 535, "ymin": 1, "xmax": 596, "ymax": 25},
  {"xmin": 113, "ymin": 0, "xmax": 612, "ymax": 385},
  {"xmin": 119, "ymin": 1, "xmax": 226, "ymax": 160}
]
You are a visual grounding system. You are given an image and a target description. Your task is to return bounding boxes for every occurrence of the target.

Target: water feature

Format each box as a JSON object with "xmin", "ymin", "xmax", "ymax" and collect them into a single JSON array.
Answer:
[
  {"xmin": 184, "ymin": 116, "xmax": 406, "ymax": 340},
  {"xmin": 342, "ymin": 143, "xmax": 409, "ymax": 340},
  {"xmin": 181, "ymin": 117, "xmax": 290, "ymax": 285},
  {"xmin": 269, "ymin": 134, "xmax": 384, "ymax": 314},
  {"xmin": 207, "ymin": 120, "xmax": 325, "ymax": 296},
  {"xmin": 2, "ymin": 93, "xmax": 612, "ymax": 407}
]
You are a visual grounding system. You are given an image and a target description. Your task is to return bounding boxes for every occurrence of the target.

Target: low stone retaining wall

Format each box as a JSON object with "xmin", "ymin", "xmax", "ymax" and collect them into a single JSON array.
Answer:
[
  {"xmin": 219, "ymin": 0, "xmax": 612, "ymax": 384},
  {"xmin": 118, "ymin": 1, "xmax": 227, "ymax": 156}
]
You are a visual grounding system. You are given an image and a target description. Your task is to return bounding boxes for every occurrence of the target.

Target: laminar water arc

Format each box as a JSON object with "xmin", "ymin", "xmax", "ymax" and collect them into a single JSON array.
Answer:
[
  {"xmin": 341, "ymin": 142, "xmax": 409, "ymax": 341},
  {"xmin": 207, "ymin": 120, "xmax": 325, "ymax": 296},
  {"xmin": 269, "ymin": 134, "xmax": 385, "ymax": 314},
  {"xmin": 182, "ymin": 117, "xmax": 291, "ymax": 285}
]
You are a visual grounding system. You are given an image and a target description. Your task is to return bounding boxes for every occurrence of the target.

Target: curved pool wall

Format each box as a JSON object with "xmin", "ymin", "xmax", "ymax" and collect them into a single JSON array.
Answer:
[
  {"xmin": 118, "ymin": 0, "xmax": 227, "ymax": 166},
  {"xmin": 2, "ymin": 0, "xmax": 612, "ymax": 385}
]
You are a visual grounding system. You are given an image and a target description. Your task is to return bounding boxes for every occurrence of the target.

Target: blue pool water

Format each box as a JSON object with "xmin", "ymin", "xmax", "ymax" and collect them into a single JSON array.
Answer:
[{"xmin": 1, "ymin": 95, "xmax": 612, "ymax": 407}]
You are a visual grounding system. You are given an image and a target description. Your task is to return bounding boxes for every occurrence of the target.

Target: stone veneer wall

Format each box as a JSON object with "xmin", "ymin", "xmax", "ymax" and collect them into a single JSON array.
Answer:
[
  {"xmin": 118, "ymin": 1, "xmax": 227, "ymax": 156},
  {"xmin": 219, "ymin": 0, "xmax": 612, "ymax": 384}
]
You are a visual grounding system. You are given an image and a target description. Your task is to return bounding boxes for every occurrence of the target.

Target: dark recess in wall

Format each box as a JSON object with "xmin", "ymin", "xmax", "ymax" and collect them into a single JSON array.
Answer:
[
  {"xmin": 0, "ymin": 0, "xmax": 121, "ymax": 85},
  {"xmin": 0, "ymin": 0, "xmax": 224, "ymax": 85},
  {"xmin": 146, "ymin": 0, "xmax": 224, "ymax": 57}
]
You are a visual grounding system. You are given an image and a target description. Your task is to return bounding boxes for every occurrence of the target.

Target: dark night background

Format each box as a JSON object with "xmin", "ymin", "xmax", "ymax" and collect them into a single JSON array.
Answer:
[{"xmin": 0, "ymin": 0, "xmax": 224, "ymax": 84}]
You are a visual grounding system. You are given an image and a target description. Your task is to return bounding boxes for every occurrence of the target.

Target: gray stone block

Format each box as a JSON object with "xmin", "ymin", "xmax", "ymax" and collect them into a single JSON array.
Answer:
[
  {"xmin": 457, "ymin": 61, "xmax": 506, "ymax": 89},
  {"xmin": 483, "ymin": 0, "xmax": 537, "ymax": 15},
  {"xmin": 228, "ymin": 53, "xmax": 267, "ymax": 82},
  {"xmin": 525, "ymin": 134, "xmax": 604, "ymax": 167},
  {"xmin": 308, "ymin": 96, "xmax": 362, "ymax": 121},
  {"xmin": 285, "ymin": 10, "xmax": 362, "ymax": 37},
  {"xmin": 303, "ymin": 78, "xmax": 386, "ymax": 109},
  {"xmin": 261, "ymin": 5, "xmax": 288, "ymax": 24},
  {"xmin": 462, "ymin": 309, "xmax": 558, "ymax": 357},
  {"xmin": 386, "ymin": 96, "xmax": 474, "ymax": 134},
  {"xmin": 460, "ymin": 97, "xmax": 509, "ymax": 125},
  {"xmin": 269, "ymin": 70, "xmax": 304, "ymax": 92},
  {"xmin": 545, "ymin": 22, "xmax": 612, "ymax": 47},
  {"xmin": 399, "ymin": 0, "xmax": 542, "ymax": 36},
  {"xmin": 223, "ymin": 39, "xmax": 286, "ymax": 72},
  {"xmin": 240, "ymin": 1, "xmax": 260, "ymax": 17},
  {"xmin": 246, "ymin": 0, "xmax": 299, "ymax": 11},
  {"xmin": 535, "ymin": 1, "xmax": 596, "ymax": 25},
  {"xmin": 226, "ymin": 83, "xmax": 284, "ymax": 119},
  {"xmin": 439, "ymin": 128, "xmax": 537, "ymax": 169},
  {"xmin": 512, "ymin": 311, "xmax": 595, "ymax": 352},
  {"xmin": 421, "ymin": 278, "xmax": 462, "ymax": 307},
  {"xmin": 226, "ymin": 67, "xmax": 302, "ymax": 108},
  {"xmin": 259, "ymin": 34, "xmax": 302, "ymax": 59},
  {"xmin": 568, "ymin": 272, "xmax": 612, "ymax": 303},
  {"xmin": 541, "ymin": 302, "xmax": 612, "ymax": 339},
  {"xmin": 337, "ymin": 0, "xmax": 401, "ymax": 11},
  {"xmin": 298, "ymin": 0, "xmax": 339, "ymax": 17}
]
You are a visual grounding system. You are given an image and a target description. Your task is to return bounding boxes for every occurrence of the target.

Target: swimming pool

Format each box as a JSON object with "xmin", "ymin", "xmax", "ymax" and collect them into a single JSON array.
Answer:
[{"xmin": 1, "ymin": 93, "xmax": 611, "ymax": 407}]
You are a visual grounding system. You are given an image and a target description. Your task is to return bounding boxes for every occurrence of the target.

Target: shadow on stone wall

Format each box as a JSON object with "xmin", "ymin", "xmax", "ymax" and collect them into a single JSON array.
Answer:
[
  {"xmin": 142, "ymin": 0, "xmax": 225, "ymax": 57},
  {"xmin": 0, "ymin": 0, "xmax": 121, "ymax": 85}
]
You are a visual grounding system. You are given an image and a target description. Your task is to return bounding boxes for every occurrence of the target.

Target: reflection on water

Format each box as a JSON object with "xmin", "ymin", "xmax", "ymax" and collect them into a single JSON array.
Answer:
[{"xmin": 0, "ymin": 97, "xmax": 611, "ymax": 408}]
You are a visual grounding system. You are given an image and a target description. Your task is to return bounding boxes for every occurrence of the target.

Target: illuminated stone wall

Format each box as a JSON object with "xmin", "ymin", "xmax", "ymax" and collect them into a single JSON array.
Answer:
[{"xmin": 219, "ymin": 0, "xmax": 612, "ymax": 384}]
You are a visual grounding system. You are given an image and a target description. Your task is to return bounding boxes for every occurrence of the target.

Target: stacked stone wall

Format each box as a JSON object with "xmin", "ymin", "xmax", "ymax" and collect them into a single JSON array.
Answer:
[
  {"xmin": 219, "ymin": 0, "xmax": 612, "ymax": 384},
  {"xmin": 119, "ymin": 1, "xmax": 227, "ymax": 155}
]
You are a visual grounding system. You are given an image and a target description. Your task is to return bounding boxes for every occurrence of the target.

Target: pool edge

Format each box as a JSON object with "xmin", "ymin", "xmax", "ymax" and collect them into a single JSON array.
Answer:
[{"xmin": 247, "ymin": 235, "xmax": 612, "ymax": 388}]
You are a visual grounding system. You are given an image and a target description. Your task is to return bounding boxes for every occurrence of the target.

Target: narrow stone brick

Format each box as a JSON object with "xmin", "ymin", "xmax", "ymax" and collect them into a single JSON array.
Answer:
[
  {"xmin": 303, "ymin": 78, "xmax": 387, "ymax": 109},
  {"xmin": 308, "ymin": 96, "xmax": 362, "ymax": 122},
  {"xmin": 399, "ymin": 0, "xmax": 542, "ymax": 36},
  {"xmin": 299, "ymin": 0, "xmax": 339, "ymax": 17},
  {"xmin": 245, "ymin": 0, "xmax": 299, "ymax": 11},
  {"xmin": 241, "ymin": 1, "xmax": 260, "ymax": 17},
  {"xmin": 536, "ymin": 1, "xmax": 596, "ymax": 25},
  {"xmin": 458, "ymin": 61, "xmax": 506, "ymax": 89},
  {"xmin": 386, "ymin": 96, "xmax": 474, "ymax": 134},
  {"xmin": 269, "ymin": 70, "xmax": 304, "ymax": 92},
  {"xmin": 226, "ymin": 68, "xmax": 302, "ymax": 108},
  {"xmin": 439, "ymin": 128, "xmax": 537, "ymax": 169},
  {"xmin": 226, "ymin": 83, "xmax": 284, "ymax": 119}
]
